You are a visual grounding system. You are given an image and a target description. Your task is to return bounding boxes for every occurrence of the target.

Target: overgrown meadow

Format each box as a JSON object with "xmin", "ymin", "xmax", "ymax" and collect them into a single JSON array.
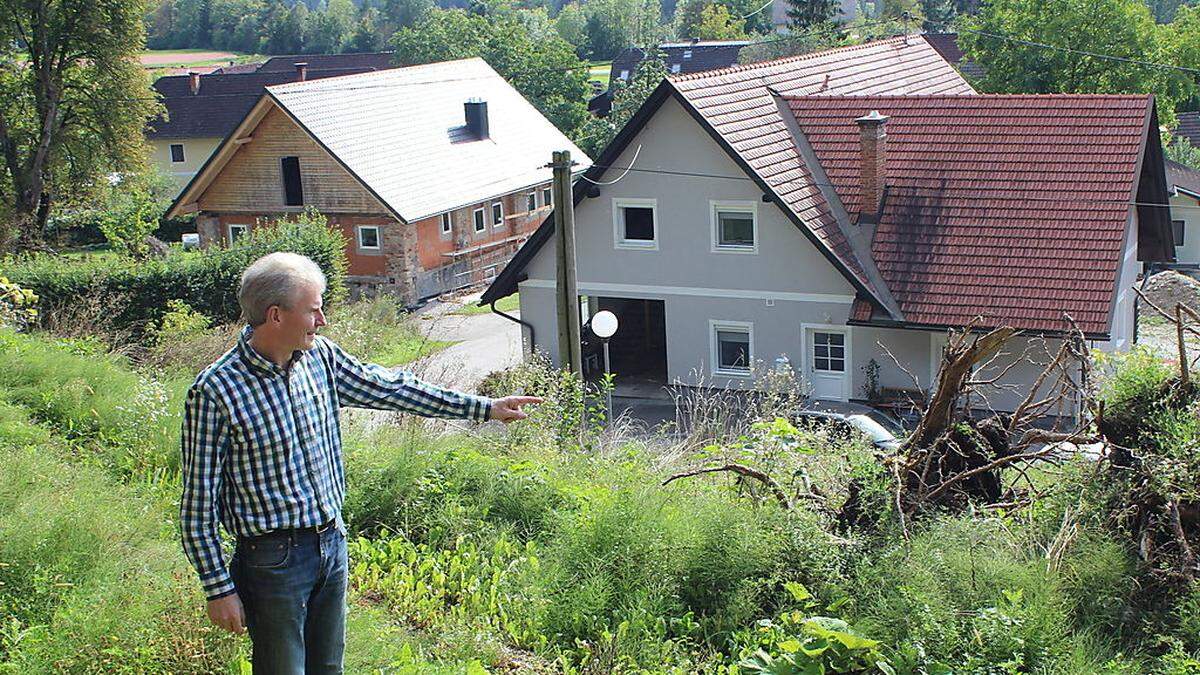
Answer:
[{"xmin": 3, "ymin": 224, "xmax": 1200, "ymax": 673}]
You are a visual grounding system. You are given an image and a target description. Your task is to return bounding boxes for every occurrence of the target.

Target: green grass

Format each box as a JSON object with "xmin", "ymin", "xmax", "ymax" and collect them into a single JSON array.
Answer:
[
  {"xmin": 2, "ymin": 327, "xmax": 1200, "ymax": 672},
  {"xmin": 140, "ymin": 49, "xmax": 263, "ymax": 70},
  {"xmin": 452, "ymin": 293, "xmax": 519, "ymax": 316}
]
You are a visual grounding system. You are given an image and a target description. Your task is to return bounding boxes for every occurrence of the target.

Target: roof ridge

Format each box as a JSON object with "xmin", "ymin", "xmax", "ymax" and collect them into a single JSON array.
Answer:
[
  {"xmin": 267, "ymin": 57, "xmax": 490, "ymax": 92},
  {"xmin": 785, "ymin": 93, "xmax": 1152, "ymax": 100},
  {"xmin": 668, "ymin": 35, "xmax": 916, "ymax": 83}
]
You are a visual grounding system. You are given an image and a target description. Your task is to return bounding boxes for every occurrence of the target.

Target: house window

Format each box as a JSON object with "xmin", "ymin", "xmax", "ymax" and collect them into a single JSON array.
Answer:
[
  {"xmin": 670, "ymin": 64, "xmax": 681, "ymax": 74},
  {"xmin": 683, "ymin": 50, "xmax": 693, "ymax": 59},
  {"xmin": 526, "ymin": 192, "xmax": 536, "ymax": 212},
  {"xmin": 169, "ymin": 144, "xmax": 185, "ymax": 163},
  {"xmin": 1174, "ymin": 219, "xmax": 1185, "ymax": 247},
  {"xmin": 492, "ymin": 201, "xmax": 504, "ymax": 227},
  {"xmin": 357, "ymin": 225, "xmax": 380, "ymax": 250},
  {"xmin": 541, "ymin": 187, "xmax": 552, "ymax": 207},
  {"xmin": 613, "ymin": 198, "xmax": 657, "ymax": 249},
  {"xmin": 281, "ymin": 156, "xmax": 303, "ymax": 206},
  {"xmin": 711, "ymin": 320, "xmax": 752, "ymax": 376},
  {"xmin": 812, "ymin": 332, "xmax": 846, "ymax": 373},
  {"xmin": 712, "ymin": 201, "xmax": 757, "ymax": 252},
  {"xmin": 618, "ymin": 69, "xmax": 630, "ymax": 80},
  {"xmin": 473, "ymin": 207, "xmax": 486, "ymax": 233},
  {"xmin": 228, "ymin": 223, "xmax": 248, "ymax": 245},
  {"xmin": 441, "ymin": 212, "xmax": 452, "ymax": 234}
]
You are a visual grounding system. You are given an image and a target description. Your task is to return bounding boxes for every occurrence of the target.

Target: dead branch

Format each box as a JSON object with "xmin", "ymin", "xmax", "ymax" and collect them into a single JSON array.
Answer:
[
  {"xmin": 875, "ymin": 338, "xmax": 924, "ymax": 399},
  {"xmin": 662, "ymin": 463, "xmax": 792, "ymax": 510},
  {"xmin": 1134, "ymin": 287, "xmax": 1200, "ymax": 340},
  {"xmin": 1007, "ymin": 341, "xmax": 1073, "ymax": 436},
  {"xmin": 907, "ymin": 324, "xmax": 1015, "ymax": 450},
  {"xmin": 1168, "ymin": 499, "xmax": 1197, "ymax": 579}
]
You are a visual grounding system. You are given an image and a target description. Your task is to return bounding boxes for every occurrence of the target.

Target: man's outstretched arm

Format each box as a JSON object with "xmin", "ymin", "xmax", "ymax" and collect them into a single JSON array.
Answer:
[{"xmin": 324, "ymin": 339, "xmax": 539, "ymax": 422}]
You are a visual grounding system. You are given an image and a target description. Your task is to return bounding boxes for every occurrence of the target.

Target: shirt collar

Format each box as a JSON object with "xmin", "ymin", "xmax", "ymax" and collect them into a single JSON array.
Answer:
[{"xmin": 238, "ymin": 325, "xmax": 298, "ymax": 378}]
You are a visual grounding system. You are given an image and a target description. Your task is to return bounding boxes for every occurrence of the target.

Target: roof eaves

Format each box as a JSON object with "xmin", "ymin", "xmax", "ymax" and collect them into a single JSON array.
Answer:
[
  {"xmin": 846, "ymin": 316, "xmax": 1111, "ymax": 342},
  {"xmin": 165, "ymin": 94, "xmax": 275, "ymax": 220}
]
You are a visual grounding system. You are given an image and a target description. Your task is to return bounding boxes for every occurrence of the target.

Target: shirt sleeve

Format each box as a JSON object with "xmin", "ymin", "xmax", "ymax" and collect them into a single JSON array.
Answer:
[
  {"xmin": 179, "ymin": 384, "xmax": 236, "ymax": 601},
  {"xmin": 324, "ymin": 339, "xmax": 493, "ymax": 422}
]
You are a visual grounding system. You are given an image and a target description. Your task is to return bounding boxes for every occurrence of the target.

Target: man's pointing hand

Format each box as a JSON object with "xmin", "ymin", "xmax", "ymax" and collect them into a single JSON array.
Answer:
[{"xmin": 489, "ymin": 396, "xmax": 543, "ymax": 423}]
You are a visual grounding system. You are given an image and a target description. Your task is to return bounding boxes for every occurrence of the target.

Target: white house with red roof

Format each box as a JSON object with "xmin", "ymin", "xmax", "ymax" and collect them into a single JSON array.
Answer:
[{"xmin": 482, "ymin": 37, "xmax": 1174, "ymax": 413}]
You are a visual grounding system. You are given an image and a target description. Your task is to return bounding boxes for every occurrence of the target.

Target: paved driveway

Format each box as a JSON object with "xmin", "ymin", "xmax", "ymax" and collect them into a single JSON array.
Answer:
[{"xmin": 409, "ymin": 296, "xmax": 523, "ymax": 392}]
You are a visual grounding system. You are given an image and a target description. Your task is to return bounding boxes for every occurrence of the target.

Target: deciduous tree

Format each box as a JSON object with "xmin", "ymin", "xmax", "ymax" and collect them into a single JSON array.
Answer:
[
  {"xmin": 391, "ymin": 9, "xmax": 591, "ymax": 135},
  {"xmin": 0, "ymin": 0, "xmax": 160, "ymax": 250},
  {"xmin": 959, "ymin": 0, "xmax": 1197, "ymax": 113}
]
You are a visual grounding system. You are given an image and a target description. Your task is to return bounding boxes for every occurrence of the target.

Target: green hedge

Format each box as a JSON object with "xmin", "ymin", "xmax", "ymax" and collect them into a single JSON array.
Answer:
[{"xmin": 1, "ymin": 214, "xmax": 348, "ymax": 334}]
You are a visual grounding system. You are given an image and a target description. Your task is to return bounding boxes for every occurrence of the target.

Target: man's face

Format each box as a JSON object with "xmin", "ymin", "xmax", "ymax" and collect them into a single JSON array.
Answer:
[{"xmin": 275, "ymin": 282, "xmax": 326, "ymax": 352}]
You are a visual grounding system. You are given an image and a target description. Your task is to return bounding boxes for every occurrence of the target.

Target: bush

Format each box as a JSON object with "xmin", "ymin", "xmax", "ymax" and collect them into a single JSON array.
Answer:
[{"xmin": 2, "ymin": 212, "xmax": 347, "ymax": 338}]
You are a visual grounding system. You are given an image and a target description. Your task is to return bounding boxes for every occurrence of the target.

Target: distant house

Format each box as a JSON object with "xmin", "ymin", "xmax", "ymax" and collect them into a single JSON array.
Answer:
[
  {"xmin": 484, "ymin": 37, "xmax": 1173, "ymax": 413},
  {"xmin": 1174, "ymin": 111, "xmax": 1200, "ymax": 147},
  {"xmin": 589, "ymin": 41, "xmax": 750, "ymax": 116},
  {"xmin": 921, "ymin": 33, "xmax": 984, "ymax": 80},
  {"xmin": 147, "ymin": 52, "xmax": 397, "ymax": 191},
  {"xmin": 165, "ymin": 58, "xmax": 591, "ymax": 305},
  {"xmin": 1168, "ymin": 160, "xmax": 1200, "ymax": 268}
]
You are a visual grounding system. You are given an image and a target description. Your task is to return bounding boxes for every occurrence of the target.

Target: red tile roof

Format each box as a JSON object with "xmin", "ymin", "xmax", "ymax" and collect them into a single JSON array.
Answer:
[
  {"xmin": 670, "ymin": 36, "xmax": 974, "ymax": 307},
  {"xmin": 787, "ymin": 94, "xmax": 1154, "ymax": 335}
]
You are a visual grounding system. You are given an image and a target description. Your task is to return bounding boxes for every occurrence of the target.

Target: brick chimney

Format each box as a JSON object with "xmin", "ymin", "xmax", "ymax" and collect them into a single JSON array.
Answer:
[
  {"xmin": 294, "ymin": 62, "xmax": 308, "ymax": 82},
  {"xmin": 855, "ymin": 110, "xmax": 889, "ymax": 221},
  {"xmin": 189, "ymin": 71, "xmax": 200, "ymax": 95}
]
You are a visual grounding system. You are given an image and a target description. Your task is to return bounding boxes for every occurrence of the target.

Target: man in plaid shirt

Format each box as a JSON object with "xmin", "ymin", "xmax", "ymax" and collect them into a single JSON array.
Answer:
[{"xmin": 181, "ymin": 252, "xmax": 539, "ymax": 673}]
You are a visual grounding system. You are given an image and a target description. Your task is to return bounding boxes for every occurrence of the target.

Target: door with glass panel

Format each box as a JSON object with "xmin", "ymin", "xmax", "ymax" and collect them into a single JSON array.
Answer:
[{"xmin": 805, "ymin": 327, "xmax": 848, "ymax": 400}]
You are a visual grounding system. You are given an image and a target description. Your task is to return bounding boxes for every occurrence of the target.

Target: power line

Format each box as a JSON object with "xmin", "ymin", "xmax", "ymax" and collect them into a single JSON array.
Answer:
[
  {"xmin": 582, "ymin": 162, "xmax": 1200, "ymax": 211},
  {"xmin": 957, "ymin": 26, "xmax": 1200, "ymax": 78}
]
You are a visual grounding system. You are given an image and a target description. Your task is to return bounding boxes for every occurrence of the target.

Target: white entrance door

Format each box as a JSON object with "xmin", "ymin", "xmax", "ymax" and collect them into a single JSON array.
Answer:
[{"xmin": 805, "ymin": 327, "xmax": 849, "ymax": 400}]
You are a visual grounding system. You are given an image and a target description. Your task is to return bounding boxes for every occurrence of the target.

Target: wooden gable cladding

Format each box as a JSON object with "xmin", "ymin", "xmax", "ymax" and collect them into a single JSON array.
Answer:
[{"xmin": 197, "ymin": 104, "xmax": 391, "ymax": 216}]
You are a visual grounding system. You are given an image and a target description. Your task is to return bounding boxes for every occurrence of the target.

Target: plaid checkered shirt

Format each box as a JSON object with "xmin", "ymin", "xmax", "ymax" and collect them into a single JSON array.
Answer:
[{"xmin": 181, "ymin": 326, "xmax": 493, "ymax": 600}]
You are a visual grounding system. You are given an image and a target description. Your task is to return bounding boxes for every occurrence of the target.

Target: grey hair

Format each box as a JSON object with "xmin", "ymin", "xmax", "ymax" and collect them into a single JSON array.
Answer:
[{"xmin": 238, "ymin": 252, "xmax": 327, "ymax": 326}]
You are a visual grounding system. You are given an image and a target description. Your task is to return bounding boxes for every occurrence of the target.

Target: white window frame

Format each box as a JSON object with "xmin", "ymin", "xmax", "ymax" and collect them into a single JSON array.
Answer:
[
  {"xmin": 541, "ymin": 187, "xmax": 552, "ymax": 207},
  {"xmin": 472, "ymin": 207, "xmax": 486, "ymax": 233},
  {"xmin": 612, "ymin": 197, "xmax": 658, "ymax": 250},
  {"xmin": 710, "ymin": 200, "xmax": 758, "ymax": 254},
  {"xmin": 670, "ymin": 63, "xmax": 681, "ymax": 74},
  {"xmin": 492, "ymin": 201, "xmax": 504, "ymax": 228},
  {"xmin": 169, "ymin": 143, "xmax": 185, "ymax": 163},
  {"xmin": 710, "ymin": 319, "xmax": 754, "ymax": 378},
  {"xmin": 618, "ymin": 69, "xmax": 630, "ymax": 80},
  {"xmin": 683, "ymin": 49, "xmax": 693, "ymax": 59},
  {"xmin": 440, "ymin": 212, "xmax": 452, "ymax": 235},
  {"xmin": 356, "ymin": 225, "xmax": 380, "ymax": 251},
  {"xmin": 227, "ymin": 223, "xmax": 248, "ymax": 245},
  {"xmin": 526, "ymin": 192, "xmax": 537, "ymax": 212}
]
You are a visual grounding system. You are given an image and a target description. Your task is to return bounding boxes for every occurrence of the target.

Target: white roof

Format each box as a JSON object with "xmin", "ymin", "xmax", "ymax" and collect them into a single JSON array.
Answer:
[{"xmin": 266, "ymin": 58, "xmax": 590, "ymax": 221}]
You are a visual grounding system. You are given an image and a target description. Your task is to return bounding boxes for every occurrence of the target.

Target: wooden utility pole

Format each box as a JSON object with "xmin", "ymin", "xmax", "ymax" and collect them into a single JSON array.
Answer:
[{"xmin": 550, "ymin": 150, "xmax": 582, "ymax": 377}]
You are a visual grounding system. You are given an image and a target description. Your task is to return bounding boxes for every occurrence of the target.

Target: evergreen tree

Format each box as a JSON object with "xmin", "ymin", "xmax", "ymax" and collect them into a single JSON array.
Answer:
[{"xmin": 785, "ymin": 0, "xmax": 839, "ymax": 29}]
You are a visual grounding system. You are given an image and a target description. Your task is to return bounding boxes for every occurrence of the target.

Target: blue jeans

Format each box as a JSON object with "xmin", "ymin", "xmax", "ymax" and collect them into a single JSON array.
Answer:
[{"xmin": 231, "ymin": 524, "xmax": 347, "ymax": 674}]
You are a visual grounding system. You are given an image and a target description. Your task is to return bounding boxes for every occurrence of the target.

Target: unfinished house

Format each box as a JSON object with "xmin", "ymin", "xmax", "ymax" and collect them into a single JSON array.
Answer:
[
  {"xmin": 166, "ymin": 58, "xmax": 590, "ymax": 304},
  {"xmin": 483, "ymin": 37, "xmax": 1174, "ymax": 414}
]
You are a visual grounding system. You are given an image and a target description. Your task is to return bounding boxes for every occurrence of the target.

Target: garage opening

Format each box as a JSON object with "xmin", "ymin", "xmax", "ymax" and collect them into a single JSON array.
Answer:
[{"xmin": 582, "ymin": 297, "xmax": 667, "ymax": 385}]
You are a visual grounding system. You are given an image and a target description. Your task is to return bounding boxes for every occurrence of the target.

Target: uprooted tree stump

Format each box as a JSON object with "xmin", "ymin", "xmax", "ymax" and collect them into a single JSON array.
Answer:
[{"xmin": 859, "ymin": 318, "xmax": 1099, "ymax": 531}]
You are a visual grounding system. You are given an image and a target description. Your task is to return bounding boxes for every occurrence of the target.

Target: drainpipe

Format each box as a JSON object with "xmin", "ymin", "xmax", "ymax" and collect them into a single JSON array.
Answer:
[{"xmin": 490, "ymin": 299, "xmax": 535, "ymax": 354}]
